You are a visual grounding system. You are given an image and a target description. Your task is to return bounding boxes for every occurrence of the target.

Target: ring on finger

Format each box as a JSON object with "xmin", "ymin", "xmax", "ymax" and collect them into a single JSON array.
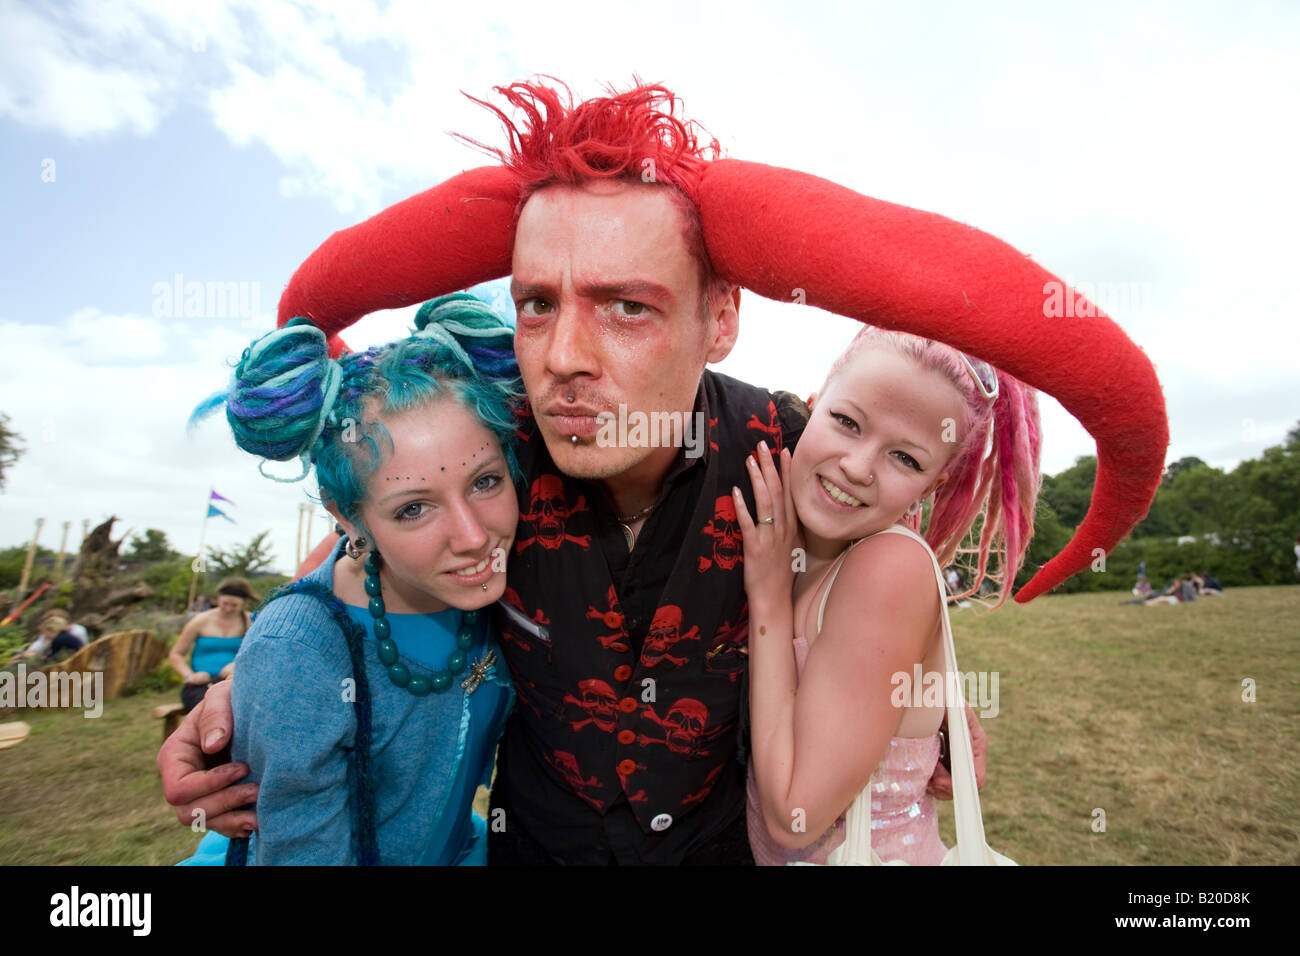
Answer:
[{"xmin": 760, "ymin": 516, "xmax": 775, "ymax": 525}]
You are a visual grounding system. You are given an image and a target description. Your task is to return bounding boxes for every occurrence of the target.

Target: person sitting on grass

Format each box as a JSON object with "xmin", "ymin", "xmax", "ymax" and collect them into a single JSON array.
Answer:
[{"xmin": 9, "ymin": 611, "xmax": 87, "ymax": 664}]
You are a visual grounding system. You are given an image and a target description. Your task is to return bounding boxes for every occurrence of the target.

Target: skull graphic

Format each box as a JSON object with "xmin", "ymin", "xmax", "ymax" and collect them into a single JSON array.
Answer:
[
  {"xmin": 698, "ymin": 496, "xmax": 743, "ymax": 571},
  {"xmin": 563, "ymin": 678, "xmax": 618, "ymax": 733},
  {"xmin": 545, "ymin": 749, "xmax": 604, "ymax": 810},
  {"xmin": 746, "ymin": 399, "xmax": 784, "ymax": 448},
  {"xmin": 639, "ymin": 698, "xmax": 724, "ymax": 757},
  {"xmin": 516, "ymin": 474, "xmax": 591, "ymax": 553},
  {"xmin": 642, "ymin": 604, "xmax": 700, "ymax": 668}
]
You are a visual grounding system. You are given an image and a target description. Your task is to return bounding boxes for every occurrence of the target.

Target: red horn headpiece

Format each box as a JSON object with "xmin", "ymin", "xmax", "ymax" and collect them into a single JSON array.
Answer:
[{"xmin": 278, "ymin": 139, "xmax": 1166, "ymax": 603}]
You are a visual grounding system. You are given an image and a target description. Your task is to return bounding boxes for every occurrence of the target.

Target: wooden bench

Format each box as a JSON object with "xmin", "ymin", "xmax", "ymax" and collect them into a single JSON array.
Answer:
[
  {"xmin": 0, "ymin": 721, "xmax": 30, "ymax": 750},
  {"xmin": 153, "ymin": 702, "xmax": 187, "ymax": 741},
  {"xmin": 40, "ymin": 629, "xmax": 169, "ymax": 702}
]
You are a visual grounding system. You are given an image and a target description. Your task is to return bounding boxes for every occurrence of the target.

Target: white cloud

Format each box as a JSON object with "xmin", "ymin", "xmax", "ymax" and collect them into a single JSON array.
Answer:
[{"xmin": 0, "ymin": 307, "xmax": 322, "ymax": 572}]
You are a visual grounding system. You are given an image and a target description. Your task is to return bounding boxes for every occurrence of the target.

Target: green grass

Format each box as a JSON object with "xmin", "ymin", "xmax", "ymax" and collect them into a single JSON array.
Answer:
[
  {"xmin": 938, "ymin": 585, "xmax": 1299, "ymax": 865},
  {"xmin": 0, "ymin": 690, "xmax": 203, "ymax": 865},
  {"xmin": 1, "ymin": 586, "xmax": 1295, "ymax": 865}
]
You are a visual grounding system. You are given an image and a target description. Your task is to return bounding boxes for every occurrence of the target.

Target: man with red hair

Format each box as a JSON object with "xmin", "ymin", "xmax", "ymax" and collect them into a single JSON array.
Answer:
[{"xmin": 159, "ymin": 78, "xmax": 1166, "ymax": 865}]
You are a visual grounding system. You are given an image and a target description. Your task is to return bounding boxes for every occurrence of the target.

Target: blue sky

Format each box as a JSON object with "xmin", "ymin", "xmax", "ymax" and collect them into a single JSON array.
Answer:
[{"xmin": 1, "ymin": 0, "xmax": 1297, "ymax": 573}]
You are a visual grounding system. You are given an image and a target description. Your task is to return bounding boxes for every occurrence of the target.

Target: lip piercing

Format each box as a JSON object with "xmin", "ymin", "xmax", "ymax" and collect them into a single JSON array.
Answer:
[
  {"xmin": 566, "ymin": 393, "xmax": 575, "ymax": 403},
  {"xmin": 571, "ymin": 435, "xmax": 579, "ymax": 444},
  {"xmin": 482, "ymin": 584, "xmax": 488, "ymax": 591}
]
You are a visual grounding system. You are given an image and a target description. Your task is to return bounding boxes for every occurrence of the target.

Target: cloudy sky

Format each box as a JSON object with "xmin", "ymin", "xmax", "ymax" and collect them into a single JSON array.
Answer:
[{"xmin": 1, "ymin": 0, "xmax": 1296, "ymax": 574}]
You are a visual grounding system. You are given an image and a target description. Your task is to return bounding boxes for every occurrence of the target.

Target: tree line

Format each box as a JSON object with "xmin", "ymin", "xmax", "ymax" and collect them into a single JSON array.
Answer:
[{"xmin": 1021, "ymin": 422, "xmax": 1300, "ymax": 593}]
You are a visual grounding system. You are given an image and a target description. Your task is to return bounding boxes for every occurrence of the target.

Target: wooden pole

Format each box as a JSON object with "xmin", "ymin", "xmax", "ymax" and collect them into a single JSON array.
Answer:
[
  {"xmin": 54, "ymin": 521, "xmax": 71, "ymax": 581},
  {"xmin": 16, "ymin": 517, "xmax": 44, "ymax": 598}
]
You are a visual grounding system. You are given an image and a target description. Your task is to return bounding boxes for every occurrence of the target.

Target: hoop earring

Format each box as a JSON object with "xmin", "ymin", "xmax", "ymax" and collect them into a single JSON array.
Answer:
[
  {"xmin": 345, "ymin": 536, "xmax": 368, "ymax": 561},
  {"xmin": 906, "ymin": 500, "xmax": 922, "ymax": 518}
]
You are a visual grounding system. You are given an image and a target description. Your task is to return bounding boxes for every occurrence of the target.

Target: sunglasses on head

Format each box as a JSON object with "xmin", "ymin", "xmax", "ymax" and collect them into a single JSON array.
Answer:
[{"xmin": 959, "ymin": 351, "xmax": 999, "ymax": 403}]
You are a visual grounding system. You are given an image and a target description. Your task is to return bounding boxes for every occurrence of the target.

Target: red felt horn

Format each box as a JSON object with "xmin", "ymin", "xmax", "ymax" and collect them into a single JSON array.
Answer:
[
  {"xmin": 275, "ymin": 156, "xmax": 1168, "ymax": 601},
  {"xmin": 696, "ymin": 158, "xmax": 1168, "ymax": 601},
  {"xmin": 276, "ymin": 165, "xmax": 521, "ymax": 355}
]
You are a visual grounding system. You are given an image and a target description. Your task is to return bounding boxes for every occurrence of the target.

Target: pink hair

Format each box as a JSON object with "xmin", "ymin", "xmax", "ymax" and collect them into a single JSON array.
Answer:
[
  {"xmin": 457, "ymin": 76, "xmax": 732, "ymax": 307},
  {"xmin": 827, "ymin": 327, "xmax": 1043, "ymax": 608}
]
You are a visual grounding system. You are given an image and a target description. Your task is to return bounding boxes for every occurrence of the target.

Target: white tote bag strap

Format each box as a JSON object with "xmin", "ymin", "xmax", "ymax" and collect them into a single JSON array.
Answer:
[{"xmin": 826, "ymin": 524, "xmax": 993, "ymax": 865}]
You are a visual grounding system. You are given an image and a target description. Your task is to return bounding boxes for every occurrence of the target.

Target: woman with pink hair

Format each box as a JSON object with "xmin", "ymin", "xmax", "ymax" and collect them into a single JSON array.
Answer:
[{"xmin": 738, "ymin": 326, "xmax": 1040, "ymax": 865}]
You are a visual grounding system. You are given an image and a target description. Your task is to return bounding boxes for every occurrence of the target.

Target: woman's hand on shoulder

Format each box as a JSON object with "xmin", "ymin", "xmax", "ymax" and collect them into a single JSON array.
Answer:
[{"xmin": 734, "ymin": 443, "xmax": 801, "ymax": 609}]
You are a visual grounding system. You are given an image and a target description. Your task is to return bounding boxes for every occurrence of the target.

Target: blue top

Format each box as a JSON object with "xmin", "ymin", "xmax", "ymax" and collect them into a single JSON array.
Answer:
[
  {"xmin": 228, "ymin": 538, "xmax": 514, "ymax": 865},
  {"xmin": 190, "ymin": 635, "xmax": 243, "ymax": 678}
]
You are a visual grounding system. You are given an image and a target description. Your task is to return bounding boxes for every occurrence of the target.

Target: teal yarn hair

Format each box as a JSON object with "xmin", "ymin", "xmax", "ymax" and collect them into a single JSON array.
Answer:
[{"xmin": 190, "ymin": 293, "xmax": 523, "ymax": 534}]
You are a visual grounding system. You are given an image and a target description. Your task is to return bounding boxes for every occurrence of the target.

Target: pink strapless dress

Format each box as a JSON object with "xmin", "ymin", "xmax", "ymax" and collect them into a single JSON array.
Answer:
[{"xmin": 746, "ymin": 631, "xmax": 949, "ymax": 866}]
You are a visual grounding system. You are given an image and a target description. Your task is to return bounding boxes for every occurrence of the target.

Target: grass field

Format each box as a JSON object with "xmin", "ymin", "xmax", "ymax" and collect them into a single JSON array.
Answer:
[{"xmin": 1, "ymin": 586, "xmax": 1296, "ymax": 865}]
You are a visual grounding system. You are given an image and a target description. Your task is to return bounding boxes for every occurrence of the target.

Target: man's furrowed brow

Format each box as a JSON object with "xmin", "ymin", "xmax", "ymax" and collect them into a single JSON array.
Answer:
[
  {"xmin": 510, "ymin": 279, "xmax": 553, "ymax": 298},
  {"xmin": 574, "ymin": 279, "xmax": 675, "ymax": 303}
]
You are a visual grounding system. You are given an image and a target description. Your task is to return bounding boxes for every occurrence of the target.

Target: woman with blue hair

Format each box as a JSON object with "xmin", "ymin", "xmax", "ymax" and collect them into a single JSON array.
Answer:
[{"xmin": 182, "ymin": 292, "xmax": 521, "ymax": 865}]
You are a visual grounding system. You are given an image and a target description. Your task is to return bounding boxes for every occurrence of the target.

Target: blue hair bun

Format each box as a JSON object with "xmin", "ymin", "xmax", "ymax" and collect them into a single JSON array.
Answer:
[
  {"xmin": 224, "ymin": 323, "xmax": 340, "ymax": 467},
  {"xmin": 413, "ymin": 293, "xmax": 519, "ymax": 382}
]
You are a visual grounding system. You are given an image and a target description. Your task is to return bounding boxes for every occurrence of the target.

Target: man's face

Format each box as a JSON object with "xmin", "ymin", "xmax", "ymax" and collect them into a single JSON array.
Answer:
[{"xmin": 510, "ymin": 181, "xmax": 737, "ymax": 482}]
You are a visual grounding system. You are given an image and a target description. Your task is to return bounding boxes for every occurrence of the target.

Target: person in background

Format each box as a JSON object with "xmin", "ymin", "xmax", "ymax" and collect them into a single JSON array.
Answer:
[
  {"xmin": 1134, "ymin": 559, "xmax": 1149, "ymax": 596},
  {"xmin": 169, "ymin": 578, "xmax": 256, "ymax": 713},
  {"xmin": 1197, "ymin": 572, "xmax": 1223, "ymax": 595},
  {"xmin": 9, "ymin": 611, "xmax": 87, "ymax": 663}
]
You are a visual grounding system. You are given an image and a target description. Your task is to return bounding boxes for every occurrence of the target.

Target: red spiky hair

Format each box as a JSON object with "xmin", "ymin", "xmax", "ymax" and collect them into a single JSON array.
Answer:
[
  {"xmin": 457, "ymin": 76, "xmax": 721, "ymax": 206},
  {"xmin": 456, "ymin": 77, "xmax": 732, "ymax": 306}
]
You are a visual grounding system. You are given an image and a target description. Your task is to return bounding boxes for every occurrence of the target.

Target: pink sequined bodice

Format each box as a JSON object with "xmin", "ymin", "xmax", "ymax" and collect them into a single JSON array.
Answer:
[{"xmin": 746, "ymin": 539, "xmax": 950, "ymax": 866}]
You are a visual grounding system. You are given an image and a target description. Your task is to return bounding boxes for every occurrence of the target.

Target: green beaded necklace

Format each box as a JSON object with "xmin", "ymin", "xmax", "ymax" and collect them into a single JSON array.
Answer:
[{"xmin": 364, "ymin": 550, "xmax": 482, "ymax": 696}]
